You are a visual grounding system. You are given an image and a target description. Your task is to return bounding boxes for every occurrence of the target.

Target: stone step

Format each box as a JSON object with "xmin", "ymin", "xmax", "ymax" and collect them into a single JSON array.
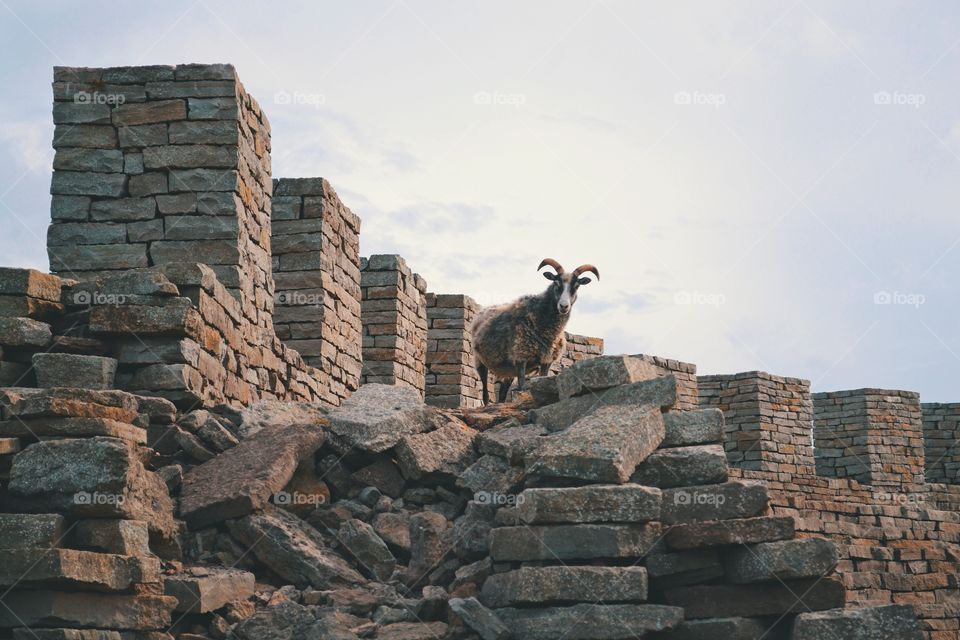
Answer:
[
  {"xmin": 524, "ymin": 404, "xmax": 665, "ymax": 483},
  {"xmin": 660, "ymin": 481, "xmax": 769, "ymax": 525},
  {"xmin": 661, "ymin": 409, "xmax": 724, "ymax": 447},
  {"xmin": 529, "ymin": 375, "xmax": 676, "ymax": 432},
  {"xmin": 724, "ymin": 538, "xmax": 838, "ymax": 584},
  {"xmin": 0, "ymin": 513, "xmax": 66, "ymax": 548},
  {"xmin": 789, "ymin": 604, "xmax": 923, "ymax": 640},
  {"xmin": 0, "ymin": 592, "xmax": 176, "ymax": 631},
  {"xmin": 631, "ymin": 444, "xmax": 728, "ymax": 488},
  {"xmin": 665, "ymin": 515, "xmax": 795, "ymax": 550},
  {"xmin": 490, "ymin": 523, "xmax": 662, "ymax": 562},
  {"xmin": 481, "ymin": 566, "xmax": 648, "ymax": 608},
  {"xmin": 0, "ymin": 548, "xmax": 159, "ymax": 591},
  {"xmin": 495, "ymin": 603, "xmax": 684, "ymax": 640},
  {"xmin": 0, "ymin": 417, "xmax": 146, "ymax": 444},
  {"xmin": 513, "ymin": 484, "xmax": 661, "ymax": 525},
  {"xmin": 163, "ymin": 567, "xmax": 255, "ymax": 613},
  {"xmin": 663, "ymin": 577, "xmax": 846, "ymax": 619}
]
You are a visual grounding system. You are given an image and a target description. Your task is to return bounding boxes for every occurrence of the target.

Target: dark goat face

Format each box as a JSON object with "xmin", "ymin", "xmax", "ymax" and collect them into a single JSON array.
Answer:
[{"xmin": 542, "ymin": 272, "xmax": 595, "ymax": 315}]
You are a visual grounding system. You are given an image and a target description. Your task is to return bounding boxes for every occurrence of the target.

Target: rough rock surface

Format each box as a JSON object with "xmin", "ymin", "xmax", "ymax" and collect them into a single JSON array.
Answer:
[{"xmin": 325, "ymin": 384, "xmax": 434, "ymax": 453}]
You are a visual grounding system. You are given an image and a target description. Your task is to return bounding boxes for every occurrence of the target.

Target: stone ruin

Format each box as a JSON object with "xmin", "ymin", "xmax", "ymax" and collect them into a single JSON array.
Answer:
[{"xmin": 0, "ymin": 62, "xmax": 953, "ymax": 639}]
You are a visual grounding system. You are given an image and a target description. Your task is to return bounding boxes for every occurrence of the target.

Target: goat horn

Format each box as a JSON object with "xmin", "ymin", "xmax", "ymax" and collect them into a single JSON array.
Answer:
[
  {"xmin": 572, "ymin": 264, "xmax": 600, "ymax": 280},
  {"xmin": 538, "ymin": 258, "xmax": 564, "ymax": 275}
]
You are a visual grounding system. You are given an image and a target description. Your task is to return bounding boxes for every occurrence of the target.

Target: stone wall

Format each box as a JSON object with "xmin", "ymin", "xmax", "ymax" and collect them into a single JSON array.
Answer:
[
  {"xmin": 629, "ymin": 353, "xmax": 697, "ymax": 411},
  {"xmin": 700, "ymin": 372, "xmax": 960, "ymax": 638},
  {"xmin": 360, "ymin": 255, "xmax": 427, "ymax": 395},
  {"xmin": 922, "ymin": 402, "xmax": 960, "ymax": 484},
  {"xmin": 425, "ymin": 293, "xmax": 482, "ymax": 408},
  {"xmin": 48, "ymin": 64, "xmax": 275, "ymax": 331},
  {"xmin": 813, "ymin": 389, "xmax": 925, "ymax": 490},
  {"xmin": 271, "ymin": 177, "xmax": 362, "ymax": 404}
]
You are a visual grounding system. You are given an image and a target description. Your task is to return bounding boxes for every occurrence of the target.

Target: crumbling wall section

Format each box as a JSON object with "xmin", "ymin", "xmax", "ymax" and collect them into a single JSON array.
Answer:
[
  {"xmin": 271, "ymin": 177, "xmax": 362, "ymax": 404},
  {"xmin": 425, "ymin": 293, "xmax": 482, "ymax": 408},
  {"xmin": 921, "ymin": 402, "xmax": 960, "ymax": 485},
  {"xmin": 360, "ymin": 255, "xmax": 427, "ymax": 395}
]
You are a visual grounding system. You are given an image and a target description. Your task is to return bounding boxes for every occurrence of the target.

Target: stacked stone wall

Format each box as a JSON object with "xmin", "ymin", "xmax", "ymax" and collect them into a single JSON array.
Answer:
[
  {"xmin": 360, "ymin": 255, "xmax": 427, "ymax": 395},
  {"xmin": 425, "ymin": 293, "xmax": 482, "ymax": 408},
  {"xmin": 922, "ymin": 402, "xmax": 960, "ymax": 485},
  {"xmin": 271, "ymin": 177, "xmax": 362, "ymax": 404}
]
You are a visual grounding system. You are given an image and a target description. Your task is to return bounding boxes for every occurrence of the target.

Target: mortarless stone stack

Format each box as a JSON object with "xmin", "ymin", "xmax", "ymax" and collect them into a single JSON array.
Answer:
[
  {"xmin": 922, "ymin": 402, "xmax": 960, "ymax": 484},
  {"xmin": 425, "ymin": 293, "xmax": 483, "ymax": 408},
  {"xmin": 360, "ymin": 255, "xmax": 427, "ymax": 395},
  {"xmin": 271, "ymin": 177, "xmax": 362, "ymax": 404},
  {"xmin": 48, "ymin": 63, "xmax": 275, "ymax": 330}
]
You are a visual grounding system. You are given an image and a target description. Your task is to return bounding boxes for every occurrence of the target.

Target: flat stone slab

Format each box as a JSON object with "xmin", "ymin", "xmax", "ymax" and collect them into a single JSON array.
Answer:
[
  {"xmin": 666, "ymin": 515, "xmax": 796, "ymax": 550},
  {"xmin": 660, "ymin": 481, "xmax": 769, "ymax": 525},
  {"xmin": 378, "ymin": 622, "xmax": 449, "ymax": 639},
  {"xmin": 513, "ymin": 484, "xmax": 661, "ymax": 524},
  {"xmin": 662, "ymin": 409, "xmax": 724, "ymax": 447},
  {"xmin": 477, "ymin": 420, "xmax": 545, "ymax": 463},
  {"xmin": 529, "ymin": 375, "xmax": 676, "ymax": 432},
  {"xmin": 556, "ymin": 355, "xmax": 661, "ymax": 400},
  {"xmin": 7, "ymin": 436, "xmax": 175, "ymax": 537},
  {"xmin": 724, "ymin": 538, "xmax": 838, "ymax": 584},
  {"xmin": 0, "ymin": 417, "xmax": 146, "ymax": 444},
  {"xmin": 495, "ymin": 603, "xmax": 683, "ymax": 639},
  {"xmin": 164, "ymin": 566, "xmax": 255, "ymax": 613},
  {"xmin": 0, "ymin": 317, "xmax": 53, "ymax": 347},
  {"xmin": 0, "ymin": 268, "xmax": 62, "ymax": 301},
  {"xmin": 656, "ymin": 617, "xmax": 770, "ymax": 640},
  {"xmin": 525, "ymin": 404, "xmax": 665, "ymax": 483},
  {"xmin": 326, "ymin": 383, "xmax": 434, "ymax": 453},
  {"xmin": 0, "ymin": 388, "xmax": 142, "ymax": 423},
  {"xmin": 70, "ymin": 519, "xmax": 150, "ymax": 556},
  {"xmin": 0, "ymin": 591, "xmax": 176, "ymax": 630},
  {"xmin": 490, "ymin": 523, "xmax": 662, "ymax": 562},
  {"xmin": 0, "ymin": 548, "xmax": 158, "ymax": 591},
  {"xmin": 0, "ymin": 437, "xmax": 20, "ymax": 455},
  {"xmin": 179, "ymin": 422, "xmax": 325, "ymax": 528},
  {"xmin": 481, "ymin": 566, "xmax": 648, "ymax": 608},
  {"xmin": 0, "ymin": 513, "xmax": 65, "ymax": 548},
  {"xmin": 337, "ymin": 518, "xmax": 396, "ymax": 582},
  {"xmin": 396, "ymin": 417, "xmax": 477, "ymax": 480},
  {"xmin": 32, "ymin": 353, "xmax": 118, "ymax": 390},
  {"xmin": 226, "ymin": 506, "xmax": 364, "ymax": 590},
  {"xmin": 630, "ymin": 444, "xmax": 728, "ymax": 488},
  {"xmin": 664, "ymin": 577, "xmax": 846, "ymax": 618},
  {"xmin": 645, "ymin": 548, "xmax": 724, "ymax": 589},
  {"xmin": 449, "ymin": 597, "xmax": 510, "ymax": 640},
  {"xmin": 456, "ymin": 454, "xmax": 524, "ymax": 499},
  {"xmin": 790, "ymin": 604, "xmax": 923, "ymax": 640},
  {"xmin": 13, "ymin": 630, "xmax": 123, "ymax": 640}
]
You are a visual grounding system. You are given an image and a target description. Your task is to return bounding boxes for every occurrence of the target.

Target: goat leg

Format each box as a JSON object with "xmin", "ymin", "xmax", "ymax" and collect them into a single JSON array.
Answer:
[
  {"xmin": 478, "ymin": 363, "xmax": 489, "ymax": 405},
  {"xmin": 498, "ymin": 378, "xmax": 513, "ymax": 403},
  {"xmin": 517, "ymin": 361, "xmax": 527, "ymax": 390}
]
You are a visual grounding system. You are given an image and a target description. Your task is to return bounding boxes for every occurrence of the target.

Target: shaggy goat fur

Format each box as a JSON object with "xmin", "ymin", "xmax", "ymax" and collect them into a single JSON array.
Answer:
[{"xmin": 471, "ymin": 259, "xmax": 598, "ymax": 404}]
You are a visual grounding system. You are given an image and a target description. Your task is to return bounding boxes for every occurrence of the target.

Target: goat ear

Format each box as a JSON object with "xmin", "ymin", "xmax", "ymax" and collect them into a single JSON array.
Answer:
[
  {"xmin": 577, "ymin": 277, "xmax": 593, "ymax": 285},
  {"xmin": 543, "ymin": 272, "xmax": 557, "ymax": 281}
]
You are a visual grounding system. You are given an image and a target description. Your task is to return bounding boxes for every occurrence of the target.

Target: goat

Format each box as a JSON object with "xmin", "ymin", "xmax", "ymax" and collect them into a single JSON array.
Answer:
[{"xmin": 471, "ymin": 258, "xmax": 599, "ymax": 404}]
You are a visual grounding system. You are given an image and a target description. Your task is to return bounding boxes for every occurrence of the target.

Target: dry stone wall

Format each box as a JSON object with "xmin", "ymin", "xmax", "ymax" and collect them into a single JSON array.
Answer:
[
  {"xmin": 360, "ymin": 255, "xmax": 427, "ymax": 395},
  {"xmin": 425, "ymin": 293, "xmax": 482, "ymax": 408},
  {"xmin": 271, "ymin": 177, "xmax": 362, "ymax": 404},
  {"xmin": 922, "ymin": 403, "xmax": 960, "ymax": 485}
]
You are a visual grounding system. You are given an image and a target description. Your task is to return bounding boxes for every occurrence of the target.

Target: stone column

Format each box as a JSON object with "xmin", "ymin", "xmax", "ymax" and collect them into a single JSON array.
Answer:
[
  {"xmin": 425, "ymin": 293, "xmax": 482, "ymax": 408},
  {"xmin": 271, "ymin": 178, "xmax": 362, "ymax": 405},
  {"xmin": 922, "ymin": 402, "xmax": 960, "ymax": 484},
  {"xmin": 698, "ymin": 371, "xmax": 815, "ymax": 474},
  {"xmin": 360, "ymin": 255, "xmax": 427, "ymax": 395},
  {"xmin": 813, "ymin": 389, "xmax": 925, "ymax": 490},
  {"xmin": 48, "ymin": 63, "xmax": 274, "ymax": 329}
]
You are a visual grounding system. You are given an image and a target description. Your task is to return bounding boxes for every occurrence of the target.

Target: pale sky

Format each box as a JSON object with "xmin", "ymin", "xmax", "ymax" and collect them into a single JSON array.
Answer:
[{"xmin": 3, "ymin": 1, "xmax": 960, "ymax": 400}]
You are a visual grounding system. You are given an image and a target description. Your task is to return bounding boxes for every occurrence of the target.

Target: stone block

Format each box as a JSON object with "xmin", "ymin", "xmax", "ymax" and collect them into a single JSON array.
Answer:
[
  {"xmin": 790, "ymin": 605, "xmax": 923, "ymax": 640},
  {"xmin": 724, "ymin": 538, "xmax": 838, "ymax": 584},
  {"xmin": 665, "ymin": 515, "xmax": 796, "ymax": 550},
  {"xmin": 0, "ymin": 513, "xmax": 65, "ymax": 548},
  {"xmin": 0, "ymin": 591, "xmax": 176, "ymax": 630},
  {"xmin": 530, "ymin": 375, "xmax": 677, "ymax": 432},
  {"xmin": 662, "ymin": 409, "xmax": 724, "ymax": 447},
  {"xmin": 660, "ymin": 481, "xmax": 769, "ymax": 525},
  {"xmin": 163, "ymin": 566, "xmax": 255, "ymax": 613},
  {"xmin": 32, "ymin": 353, "xmax": 118, "ymax": 390},
  {"xmin": 490, "ymin": 523, "xmax": 662, "ymax": 562},
  {"xmin": 556, "ymin": 355, "xmax": 660, "ymax": 400},
  {"xmin": 481, "ymin": 566, "xmax": 648, "ymax": 608},
  {"xmin": 663, "ymin": 577, "xmax": 846, "ymax": 619},
  {"xmin": 630, "ymin": 444, "xmax": 728, "ymax": 488},
  {"xmin": 0, "ymin": 548, "xmax": 158, "ymax": 591},
  {"xmin": 494, "ymin": 604, "xmax": 683, "ymax": 640},
  {"xmin": 513, "ymin": 484, "xmax": 661, "ymax": 524}
]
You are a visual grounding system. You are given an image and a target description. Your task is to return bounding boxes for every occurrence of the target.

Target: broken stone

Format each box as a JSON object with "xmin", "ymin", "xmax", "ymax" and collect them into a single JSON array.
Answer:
[
  {"xmin": 7, "ymin": 436, "xmax": 175, "ymax": 537},
  {"xmin": 663, "ymin": 577, "xmax": 846, "ymax": 618},
  {"xmin": 395, "ymin": 417, "xmax": 477, "ymax": 480},
  {"xmin": 407, "ymin": 511, "xmax": 450, "ymax": 586},
  {"xmin": 790, "ymin": 604, "xmax": 923, "ymax": 640},
  {"xmin": 174, "ymin": 426, "xmax": 216, "ymax": 461},
  {"xmin": 665, "ymin": 515, "xmax": 796, "ymax": 550},
  {"xmin": 456, "ymin": 454, "xmax": 524, "ymax": 499},
  {"xmin": 724, "ymin": 538, "xmax": 838, "ymax": 584},
  {"xmin": 326, "ymin": 384, "xmax": 435, "ymax": 454},
  {"xmin": 494, "ymin": 603, "xmax": 683, "ymax": 640},
  {"xmin": 477, "ymin": 420, "xmax": 545, "ymax": 463},
  {"xmin": 179, "ymin": 422, "xmax": 325, "ymax": 528},
  {"xmin": 0, "ymin": 317, "xmax": 53, "ymax": 347},
  {"xmin": 0, "ymin": 388, "xmax": 141, "ymax": 423},
  {"xmin": 0, "ymin": 437, "xmax": 20, "ymax": 455},
  {"xmin": 529, "ymin": 375, "xmax": 676, "ymax": 432},
  {"xmin": 337, "ymin": 519, "xmax": 396, "ymax": 582},
  {"xmin": 353, "ymin": 458, "xmax": 406, "ymax": 499},
  {"xmin": 0, "ymin": 513, "xmax": 65, "ymax": 548},
  {"xmin": 525, "ymin": 404, "xmax": 665, "ymax": 483},
  {"xmin": 0, "ymin": 592, "xmax": 177, "ymax": 631},
  {"xmin": 0, "ymin": 417, "xmax": 147, "ymax": 444},
  {"xmin": 32, "ymin": 353, "xmax": 118, "ymax": 390},
  {"xmin": 237, "ymin": 400, "xmax": 328, "ymax": 438},
  {"xmin": 452, "ymin": 501, "xmax": 495, "ymax": 561},
  {"xmin": 280, "ymin": 463, "xmax": 331, "ymax": 517},
  {"xmin": 12, "ymin": 630, "xmax": 123, "ymax": 640},
  {"xmin": 481, "ymin": 566, "xmax": 648, "ymax": 608},
  {"xmin": 372, "ymin": 512, "xmax": 411, "ymax": 556},
  {"xmin": 556, "ymin": 355, "xmax": 660, "ymax": 400},
  {"xmin": 662, "ymin": 409, "xmax": 724, "ymax": 447},
  {"xmin": 630, "ymin": 444, "xmax": 728, "ymax": 488},
  {"xmin": 163, "ymin": 567, "xmax": 255, "ymax": 613},
  {"xmin": 377, "ymin": 622, "xmax": 449, "ymax": 640},
  {"xmin": 514, "ymin": 484, "xmax": 661, "ymax": 525},
  {"xmin": 489, "ymin": 523, "xmax": 662, "ymax": 562},
  {"xmin": 70, "ymin": 519, "xmax": 150, "ymax": 556},
  {"xmin": 230, "ymin": 599, "xmax": 359, "ymax": 640},
  {"xmin": 0, "ymin": 268, "xmax": 62, "ymax": 302},
  {"xmin": 448, "ymin": 597, "xmax": 510, "ymax": 640},
  {"xmin": 226, "ymin": 506, "xmax": 364, "ymax": 590},
  {"xmin": 660, "ymin": 481, "xmax": 769, "ymax": 525}
]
